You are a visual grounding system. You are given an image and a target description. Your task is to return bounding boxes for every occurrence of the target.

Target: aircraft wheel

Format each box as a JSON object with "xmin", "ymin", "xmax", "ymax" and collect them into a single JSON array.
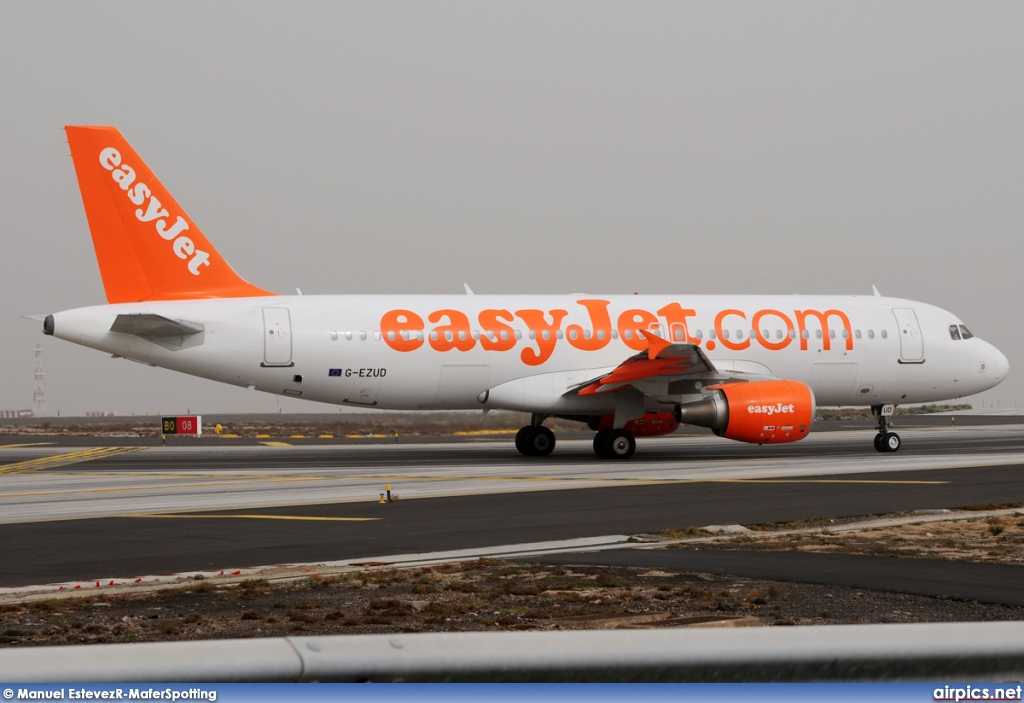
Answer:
[
  {"xmin": 593, "ymin": 430, "xmax": 611, "ymax": 459},
  {"xmin": 604, "ymin": 429, "xmax": 636, "ymax": 460},
  {"xmin": 528, "ymin": 426, "xmax": 556, "ymax": 456},
  {"xmin": 883, "ymin": 432, "xmax": 901, "ymax": 453},
  {"xmin": 873, "ymin": 433, "xmax": 885, "ymax": 453},
  {"xmin": 515, "ymin": 426, "xmax": 533, "ymax": 456}
]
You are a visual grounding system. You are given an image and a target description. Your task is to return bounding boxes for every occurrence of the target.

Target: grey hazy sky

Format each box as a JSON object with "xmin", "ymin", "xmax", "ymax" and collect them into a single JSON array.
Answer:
[{"xmin": 1, "ymin": 1, "xmax": 1021, "ymax": 416}]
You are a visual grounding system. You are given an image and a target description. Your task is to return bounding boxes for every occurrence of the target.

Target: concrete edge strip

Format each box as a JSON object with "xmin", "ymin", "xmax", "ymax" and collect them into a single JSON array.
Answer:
[{"xmin": 2, "ymin": 621, "xmax": 1024, "ymax": 682}]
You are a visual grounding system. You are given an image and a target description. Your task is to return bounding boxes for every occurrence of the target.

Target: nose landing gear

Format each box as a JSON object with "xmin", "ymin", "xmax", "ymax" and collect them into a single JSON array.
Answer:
[{"xmin": 872, "ymin": 404, "xmax": 901, "ymax": 453}]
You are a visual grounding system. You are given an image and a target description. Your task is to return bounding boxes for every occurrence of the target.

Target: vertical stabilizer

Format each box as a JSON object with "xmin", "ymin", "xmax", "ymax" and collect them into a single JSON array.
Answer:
[{"xmin": 64, "ymin": 126, "xmax": 275, "ymax": 303}]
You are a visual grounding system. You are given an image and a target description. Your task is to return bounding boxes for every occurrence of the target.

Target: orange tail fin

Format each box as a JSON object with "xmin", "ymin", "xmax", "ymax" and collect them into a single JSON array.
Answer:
[{"xmin": 65, "ymin": 126, "xmax": 275, "ymax": 303}]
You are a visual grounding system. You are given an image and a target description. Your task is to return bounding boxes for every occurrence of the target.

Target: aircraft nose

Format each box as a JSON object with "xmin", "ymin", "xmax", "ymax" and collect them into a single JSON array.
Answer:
[{"xmin": 990, "ymin": 344, "xmax": 1010, "ymax": 382}]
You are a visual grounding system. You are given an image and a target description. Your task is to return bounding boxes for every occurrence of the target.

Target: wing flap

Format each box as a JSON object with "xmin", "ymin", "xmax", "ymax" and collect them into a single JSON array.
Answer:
[{"xmin": 575, "ymin": 330, "xmax": 718, "ymax": 396}]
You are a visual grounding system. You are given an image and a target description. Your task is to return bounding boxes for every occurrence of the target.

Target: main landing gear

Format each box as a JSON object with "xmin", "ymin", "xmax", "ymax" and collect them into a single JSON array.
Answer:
[
  {"xmin": 515, "ymin": 417, "xmax": 556, "ymax": 457},
  {"xmin": 593, "ymin": 429, "xmax": 636, "ymax": 460},
  {"xmin": 514, "ymin": 416, "xmax": 638, "ymax": 460},
  {"xmin": 872, "ymin": 405, "xmax": 901, "ymax": 453}
]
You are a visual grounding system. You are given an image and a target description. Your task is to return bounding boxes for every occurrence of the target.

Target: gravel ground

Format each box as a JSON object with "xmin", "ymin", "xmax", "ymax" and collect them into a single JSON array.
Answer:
[{"xmin": 3, "ymin": 510, "xmax": 1023, "ymax": 648}]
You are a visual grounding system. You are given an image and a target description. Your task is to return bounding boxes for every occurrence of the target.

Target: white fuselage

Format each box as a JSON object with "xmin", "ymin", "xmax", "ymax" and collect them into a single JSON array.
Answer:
[{"xmin": 48, "ymin": 294, "xmax": 1008, "ymax": 416}]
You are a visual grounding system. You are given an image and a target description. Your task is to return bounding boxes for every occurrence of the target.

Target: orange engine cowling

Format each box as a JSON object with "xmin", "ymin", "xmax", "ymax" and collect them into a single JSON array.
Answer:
[
  {"xmin": 674, "ymin": 380, "xmax": 814, "ymax": 444},
  {"xmin": 593, "ymin": 412, "xmax": 679, "ymax": 437}
]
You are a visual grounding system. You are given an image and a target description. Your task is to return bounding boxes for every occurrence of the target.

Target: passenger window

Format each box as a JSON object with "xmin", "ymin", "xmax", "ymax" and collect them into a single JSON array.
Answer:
[
  {"xmin": 624, "ymin": 329, "xmax": 633, "ymax": 340},
  {"xmin": 445, "ymin": 331, "xmax": 453, "ymax": 342},
  {"xmin": 569, "ymin": 329, "xmax": 578, "ymax": 341},
  {"xmin": 722, "ymin": 329, "xmax": 730, "ymax": 339},
  {"xmin": 417, "ymin": 331, "xmax": 424, "ymax": 340},
  {"xmin": 345, "ymin": 331, "xmax": 353, "ymax": 340},
  {"xmin": 801, "ymin": 330, "xmax": 809, "ymax": 340},
  {"xmin": 841, "ymin": 330, "xmax": 849, "ymax": 339},
  {"xmin": 611, "ymin": 330, "xmax": 619, "ymax": 340},
  {"xmin": 515, "ymin": 330, "xmax": 522, "ymax": 340},
  {"xmin": 500, "ymin": 330, "xmax": 509, "ymax": 341},
  {"xmin": 584, "ymin": 330, "xmax": 592, "ymax": 340},
  {"xmin": 694, "ymin": 329, "xmax": 703, "ymax": 339},
  {"xmin": 789, "ymin": 330, "xmax": 797, "ymax": 339},
  {"xmin": 373, "ymin": 331, "xmax": 381, "ymax": 341},
  {"xmin": 529, "ymin": 330, "xmax": 537, "ymax": 340},
  {"xmin": 867, "ymin": 330, "xmax": 874, "ymax": 339},
  {"xmin": 359, "ymin": 330, "xmax": 367, "ymax": 340},
  {"xmin": 675, "ymin": 329, "xmax": 684, "ymax": 341},
  {"xmin": 949, "ymin": 325, "xmax": 961, "ymax": 340},
  {"xmin": 555, "ymin": 330, "xmax": 563, "ymax": 340},
  {"xmin": 330, "ymin": 331, "xmax": 338, "ymax": 341},
  {"xmin": 829, "ymin": 330, "xmax": 835, "ymax": 339},
  {"xmin": 815, "ymin": 330, "xmax": 823, "ymax": 339},
  {"xmin": 430, "ymin": 331, "xmax": 438, "ymax": 341},
  {"xmin": 959, "ymin": 325, "xmax": 974, "ymax": 340},
  {"xmin": 597, "ymin": 330, "xmax": 606, "ymax": 340},
  {"xmin": 881, "ymin": 330, "xmax": 888, "ymax": 339},
  {"xmin": 708, "ymin": 330, "xmax": 716, "ymax": 340}
]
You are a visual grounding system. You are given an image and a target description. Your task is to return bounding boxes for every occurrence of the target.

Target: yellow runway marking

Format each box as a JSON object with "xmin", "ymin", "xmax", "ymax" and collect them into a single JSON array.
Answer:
[
  {"xmin": 0, "ymin": 442, "xmax": 55, "ymax": 448},
  {"xmin": 119, "ymin": 512, "xmax": 378, "ymax": 522},
  {"xmin": 260, "ymin": 441, "xmax": 292, "ymax": 447},
  {"xmin": 0, "ymin": 447, "xmax": 144, "ymax": 475}
]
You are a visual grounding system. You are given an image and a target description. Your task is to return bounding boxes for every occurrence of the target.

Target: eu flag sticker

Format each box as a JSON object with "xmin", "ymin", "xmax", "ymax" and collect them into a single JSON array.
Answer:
[{"xmin": 328, "ymin": 368, "xmax": 343, "ymax": 377}]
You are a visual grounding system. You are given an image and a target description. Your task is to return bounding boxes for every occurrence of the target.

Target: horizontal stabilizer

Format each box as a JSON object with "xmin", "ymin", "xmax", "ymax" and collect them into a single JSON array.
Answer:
[{"xmin": 110, "ymin": 314, "xmax": 204, "ymax": 338}]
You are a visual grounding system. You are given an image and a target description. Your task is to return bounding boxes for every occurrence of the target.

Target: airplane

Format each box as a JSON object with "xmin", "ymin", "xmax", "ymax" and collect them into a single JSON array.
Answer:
[{"xmin": 43, "ymin": 126, "xmax": 1009, "ymax": 459}]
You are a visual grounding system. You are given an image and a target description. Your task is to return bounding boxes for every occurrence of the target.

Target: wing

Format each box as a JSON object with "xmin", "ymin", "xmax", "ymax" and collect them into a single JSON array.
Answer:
[{"xmin": 574, "ymin": 330, "xmax": 719, "ymax": 396}]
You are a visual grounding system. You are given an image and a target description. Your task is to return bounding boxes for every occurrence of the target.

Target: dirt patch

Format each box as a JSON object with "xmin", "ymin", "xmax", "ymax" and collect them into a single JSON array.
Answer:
[
  {"xmin": 673, "ymin": 509, "xmax": 1024, "ymax": 565},
  {"xmin": 4, "ymin": 510, "xmax": 1024, "ymax": 648},
  {"xmin": 2, "ymin": 561, "xmax": 1021, "ymax": 648}
]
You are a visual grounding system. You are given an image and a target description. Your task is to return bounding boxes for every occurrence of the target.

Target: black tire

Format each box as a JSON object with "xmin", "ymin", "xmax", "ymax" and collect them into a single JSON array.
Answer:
[
  {"xmin": 515, "ymin": 426, "xmax": 532, "ymax": 456},
  {"xmin": 529, "ymin": 426, "xmax": 556, "ymax": 456},
  {"xmin": 884, "ymin": 432, "xmax": 901, "ymax": 452},
  {"xmin": 604, "ymin": 429, "xmax": 636, "ymax": 460},
  {"xmin": 593, "ymin": 430, "xmax": 610, "ymax": 459},
  {"xmin": 873, "ymin": 434, "xmax": 885, "ymax": 453}
]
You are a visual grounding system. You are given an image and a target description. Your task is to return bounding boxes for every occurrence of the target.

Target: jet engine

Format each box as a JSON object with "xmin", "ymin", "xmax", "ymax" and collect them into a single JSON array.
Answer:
[{"xmin": 674, "ymin": 379, "xmax": 814, "ymax": 444}]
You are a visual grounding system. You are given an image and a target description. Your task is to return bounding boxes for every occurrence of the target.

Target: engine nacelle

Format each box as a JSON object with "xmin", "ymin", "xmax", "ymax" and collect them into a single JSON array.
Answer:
[
  {"xmin": 674, "ymin": 380, "xmax": 814, "ymax": 444},
  {"xmin": 591, "ymin": 412, "xmax": 679, "ymax": 437}
]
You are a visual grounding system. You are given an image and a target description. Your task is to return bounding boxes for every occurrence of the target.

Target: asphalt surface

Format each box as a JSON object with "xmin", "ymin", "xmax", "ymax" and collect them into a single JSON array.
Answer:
[
  {"xmin": 0, "ymin": 423, "xmax": 1022, "ymax": 596},
  {"xmin": 526, "ymin": 550, "xmax": 1024, "ymax": 607}
]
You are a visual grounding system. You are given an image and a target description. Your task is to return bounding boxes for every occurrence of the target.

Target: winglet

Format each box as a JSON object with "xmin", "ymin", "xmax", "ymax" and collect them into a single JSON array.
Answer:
[
  {"xmin": 64, "ymin": 126, "xmax": 276, "ymax": 303},
  {"xmin": 872, "ymin": 285, "xmax": 881, "ymax": 297},
  {"xmin": 637, "ymin": 329, "xmax": 671, "ymax": 359}
]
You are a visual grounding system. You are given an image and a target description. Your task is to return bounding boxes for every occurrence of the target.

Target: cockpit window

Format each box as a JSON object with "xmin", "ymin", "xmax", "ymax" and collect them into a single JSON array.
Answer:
[
  {"xmin": 959, "ymin": 325, "xmax": 975, "ymax": 340},
  {"xmin": 949, "ymin": 325, "xmax": 961, "ymax": 340}
]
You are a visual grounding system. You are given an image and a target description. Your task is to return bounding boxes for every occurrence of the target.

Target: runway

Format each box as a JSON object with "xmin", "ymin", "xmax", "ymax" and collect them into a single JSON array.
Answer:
[{"xmin": 0, "ymin": 424, "xmax": 1022, "ymax": 587}]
